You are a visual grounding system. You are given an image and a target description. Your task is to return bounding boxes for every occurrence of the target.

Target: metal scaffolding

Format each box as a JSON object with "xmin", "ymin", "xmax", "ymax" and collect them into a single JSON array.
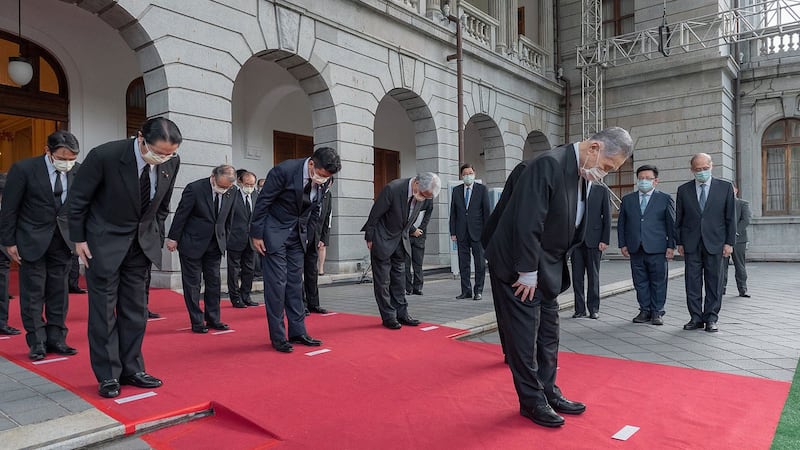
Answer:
[{"xmin": 576, "ymin": 0, "xmax": 800, "ymax": 138}]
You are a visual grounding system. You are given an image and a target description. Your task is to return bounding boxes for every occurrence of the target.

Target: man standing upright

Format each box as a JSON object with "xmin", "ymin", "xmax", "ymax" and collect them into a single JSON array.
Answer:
[
  {"xmin": 570, "ymin": 184, "xmax": 610, "ymax": 319},
  {"xmin": 303, "ymin": 179, "xmax": 334, "ymax": 315},
  {"xmin": 70, "ymin": 117, "xmax": 181, "ymax": 398},
  {"xmin": 618, "ymin": 165, "xmax": 676, "ymax": 326},
  {"xmin": 363, "ymin": 173, "xmax": 441, "ymax": 329},
  {"xmin": 0, "ymin": 131, "xmax": 80, "ymax": 360},
  {"xmin": 450, "ymin": 164, "xmax": 490, "ymax": 300},
  {"xmin": 227, "ymin": 171, "xmax": 259, "ymax": 308},
  {"xmin": 485, "ymin": 127, "xmax": 633, "ymax": 428},
  {"xmin": 405, "ymin": 198, "xmax": 433, "ymax": 296},
  {"xmin": 722, "ymin": 185, "xmax": 751, "ymax": 297},
  {"xmin": 675, "ymin": 153, "xmax": 736, "ymax": 333},
  {"xmin": 167, "ymin": 165, "xmax": 236, "ymax": 333},
  {"xmin": 250, "ymin": 147, "xmax": 341, "ymax": 353}
]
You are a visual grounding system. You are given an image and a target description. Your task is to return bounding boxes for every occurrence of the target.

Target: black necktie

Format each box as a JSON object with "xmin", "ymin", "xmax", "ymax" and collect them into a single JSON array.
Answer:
[
  {"xmin": 580, "ymin": 179, "xmax": 587, "ymax": 201},
  {"xmin": 407, "ymin": 196, "xmax": 414, "ymax": 221},
  {"xmin": 302, "ymin": 181, "xmax": 312, "ymax": 209},
  {"xmin": 245, "ymin": 194, "xmax": 251, "ymax": 219},
  {"xmin": 214, "ymin": 193, "xmax": 220, "ymax": 218},
  {"xmin": 139, "ymin": 166, "xmax": 151, "ymax": 215},
  {"xmin": 53, "ymin": 172, "xmax": 63, "ymax": 209}
]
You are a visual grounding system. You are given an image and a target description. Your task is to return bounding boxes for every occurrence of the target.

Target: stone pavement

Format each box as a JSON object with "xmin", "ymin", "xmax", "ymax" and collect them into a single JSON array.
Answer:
[{"xmin": 1, "ymin": 260, "xmax": 798, "ymax": 448}]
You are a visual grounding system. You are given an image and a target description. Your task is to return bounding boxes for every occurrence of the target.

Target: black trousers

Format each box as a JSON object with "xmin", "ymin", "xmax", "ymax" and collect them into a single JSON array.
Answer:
[
  {"xmin": 302, "ymin": 238, "xmax": 321, "ymax": 309},
  {"xmin": 262, "ymin": 229, "xmax": 307, "ymax": 344},
  {"xmin": 371, "ymin": 242, "xmax": 409, "ymax": 322},
  {"xmin": 629, "ymin": 249, "xmax": 668, "ymax": 315},
  {"xmin": 570, "ymin": 244, "xmax": 602, "ymax": 314},
  {"xmin": 86, "ymin": 238, "xmax": 150, "ymax": 382},
  {"xmin": 684, "ymin": 241, "xmax": 724, "ymax": 323},
  {"xmin": 68, "ymin": 255, "xmax": 81, "ymax": 289},
  {"xmin": 227, "ymin": 246, "xmax": 255, "ymax": 304},
  {"xmin": 491, "ymin": 269, "xmax": 562, "ymax": 409},
  {"xmin": 19, "ymin": 231, "xmax": 72, "ymax": 348},
  {"xmin": 0, "ymin": 251, "xmax": 10, "ymax": 327},
  {"xmin": 179, "ymin": 240, "xmax": 224, "ymax": 327},
  {"xmin": 457, "ymin": 238, "xmax": 485, "ymax": 295},
  {"xmin": 722, "ymin": 242, "xmax": 748, "ymax": 294},
  {"xmin": 405, "ymin": 236, "xmax": 425, "ymax": 292}
]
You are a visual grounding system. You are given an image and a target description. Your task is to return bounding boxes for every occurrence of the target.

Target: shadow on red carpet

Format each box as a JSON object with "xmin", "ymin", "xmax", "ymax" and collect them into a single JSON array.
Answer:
[{"xmin": 0, "ymin": 285, "xmax": 789, "ymax": 449}]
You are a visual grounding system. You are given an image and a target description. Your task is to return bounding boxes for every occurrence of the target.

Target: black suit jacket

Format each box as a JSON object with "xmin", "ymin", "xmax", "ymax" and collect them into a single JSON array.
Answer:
[
  {"xmin": 410, "ymin": 198, "xmax": 433, "ymax": 238},
  {"xmin": 315, "ymin": 190, "xmax": 333, "ymax": 245},
  {"xmin": 482, "ymin": 160, "xmax": 529, "ymax": 248},
  {"xmin": 361, "ymin": 178, "xmax": 421, "ymax": 260},
  {"xmin": 583, "ymin": 185, "xmax": 611, "ymax": 248},
  {"xmin": 617, "ymin": 189, "xmax": 676, "ymax": 254},
  {"xmin": 449, "ymin": 182, "xmax": 490, "ymax": 242},
  {"xmin": 69, "ymin": 139, "xmax": 180, "ymax": 277},
  {"xmin": 227, "ymin": 188, "xmax": 256, "ymax": 252},
  {"xmin": 249, "ymin": 158, "xmax": 328, "ymax": 253},
  {"xmin": 734, "ymin": 198, "xmax": 751, "ymax": 244},
  {"xmin": 485, "ymin": 145, "xmax": 585, "ymax": 299},
  {"xmin": 0, "ymin": 156, "xmax": 78, "ymax": 260},
  {"xmin": 675, "ymin": 178, "xmax": 736, "ymax": 254},
  {"xmin": 167, "ymin": 178, "xmax": 235, "ymax": 258}
]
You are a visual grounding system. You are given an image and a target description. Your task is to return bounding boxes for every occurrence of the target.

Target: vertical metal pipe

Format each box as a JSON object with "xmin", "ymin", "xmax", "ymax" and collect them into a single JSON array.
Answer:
[{"xmin": 447, "ymin": 14, "xmax": 464, "ymax": 165}]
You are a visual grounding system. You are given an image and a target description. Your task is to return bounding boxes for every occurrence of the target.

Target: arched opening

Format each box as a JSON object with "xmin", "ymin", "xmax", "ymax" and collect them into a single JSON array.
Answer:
[
  {"xmin": 522, "ymin": 130, "xmax": 551, "ymax": 161},
  {"xmin": 464, "ymin": 114, "xmax": 503, "ymax": 186},
  {"xmin": 126, "ymin": 77, "xmax": 146, "ymax": 138},
  {"xmin": 762, "ymin": 118, "xmax": 800, "ymax": 215},
  {"xmin": 0, "ymin": 30, "xmax": 68, "ymax": 171}
]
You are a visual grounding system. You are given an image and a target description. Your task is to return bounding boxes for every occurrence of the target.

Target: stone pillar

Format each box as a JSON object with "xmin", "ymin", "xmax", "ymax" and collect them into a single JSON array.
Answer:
[
  {"xmin": 490, "ymin": 0, "xmax": 508, "ymax": 54},
  {"xmin": 506, "ymin": 0, "xmax": 519, "ymax": 56},
  {"xmin": 426, "ymin": 0, "xmax": 442, "ymax": 19},
  {"xmin": 539, "ymin": 0, "xmax": 553, "ymax": 61}
]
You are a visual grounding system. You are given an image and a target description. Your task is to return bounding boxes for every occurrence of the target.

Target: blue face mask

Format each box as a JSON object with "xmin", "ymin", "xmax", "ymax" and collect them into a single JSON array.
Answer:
[
  {"xmin": 694, "ymin": 170, "xmax": 711, "ymax": 183},
  {"xmin": 637, "ymin": 179, "xmax": 654, "ymax": 193}
]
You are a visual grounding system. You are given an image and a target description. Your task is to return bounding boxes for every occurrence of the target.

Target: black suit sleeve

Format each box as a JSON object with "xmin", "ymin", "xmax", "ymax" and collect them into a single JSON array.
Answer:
[
  {"xmin": 674, "ymin": 186, "xmax": 685, "ymax": 247},
  {"xmin": 449, "ymin": 186, "xmax": 458, "ymax": 236},
  {"xmin": 513, "ymin": 159, "xmax": 557, "ymax": 273},
  {"xmin": 666, "ymin": 194, "xmax": 676, "ymax": 249},
  {"xmin": 250, "ymin": 165, "xmax": 286, "ymax": 240},
  {"xmin": 167, "ymin": 182, "xmax": 197, "ymax": 242},
  {"xmin": 0, "ymin": 162, "xmax": 28, "ymax": 247},
  {"xmin": 724, "ymin": 184, "xmax": 736, "ymax": 246},
  {"xmin": 738, "ymin": 199, "xmax": 751, "ymax": 231},
  {"xmin": 362, "ymin": 185, "xmax": 392, "ymax": 243},
  {"xmin": 600, "ymin": 187, "xmax": 611, "ymax": 245},
  {"xmin": 69, "ymin": 149, "xmax": 105, "ymax": 243},
  {"xmin": 480, "ymin": 184, "xmax": 491, "ymax": 228},
  {"xmin": 482, "ymin": 161, "xmax": 527, "ymax": 248},
  {"xmin": 319, "ymin": 192, "xmax": 333, "ymax": 245},
  {"xmin": 410, "ymin": 199, "xmax": 433, "ymax": 235},
  {"xmin": 156, "ymin": 157, "xmax": 180, "ymax": 242}
]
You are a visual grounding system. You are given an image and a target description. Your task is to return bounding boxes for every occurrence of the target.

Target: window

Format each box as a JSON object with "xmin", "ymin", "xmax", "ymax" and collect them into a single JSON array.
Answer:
[
  {"xmin": 604, "ymin": 158, "xmax": 633, "ymax": 215},
  {"xmin": 762, "ymin": 119, "xmax": 800, "ymax": 215},
  {"xmin": 126, "ymin": 78, "xmax": 146, "ymax": 138},
  {"xmin": 602, "ymin": 0, "xmax": 634, "ymax": 37}
]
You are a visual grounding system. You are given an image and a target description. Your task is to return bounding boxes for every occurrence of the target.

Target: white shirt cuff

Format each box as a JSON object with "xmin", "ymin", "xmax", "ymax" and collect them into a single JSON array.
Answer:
[{"xmin": 517, "ymin": 271, "xmax": 538, "ymax": 287}]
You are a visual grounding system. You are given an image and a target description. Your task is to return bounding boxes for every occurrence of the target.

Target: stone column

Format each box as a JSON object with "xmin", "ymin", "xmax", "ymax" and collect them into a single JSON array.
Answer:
[
  {"xmin": 426, "ymin": 0, "xmax": 442, "ymax": 19},
  {"xmin": 506, "ymin": 0, "xmax": 518, "ymax": 56},
  {"xmin": 539, "ymin": 0, "xmax": 553, "ymax": 63},
  {"xmin": 490, "ymin": 0, "xmax": 508, "ymax": 54}
]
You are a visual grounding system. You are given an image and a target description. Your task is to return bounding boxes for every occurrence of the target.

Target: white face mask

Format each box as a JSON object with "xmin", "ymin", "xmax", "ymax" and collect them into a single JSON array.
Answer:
[
  {"xmin": 142, "ymin": 142, "xmax": 173, "ymax": 166},
  {"xmin": 51, "ymin": 156, "xmax": 76, "ymax": 173},
  {"xmin": 241, "ymin": 186, "xmax": 255, "ymax": 195},
  {"xmin": 462, "ymin": 174, "xmax": 475, "ymax": 186},
  {"xmin": 211, "ymin": 179, "xmax": 229, "ymax": 195},
  {"xmin": 413, "ymin": 192, "xmax": 427, "ymax": 202},
  {"xmin": 580, "ymin": 152, "xmax": 608, "ymax": 183}
]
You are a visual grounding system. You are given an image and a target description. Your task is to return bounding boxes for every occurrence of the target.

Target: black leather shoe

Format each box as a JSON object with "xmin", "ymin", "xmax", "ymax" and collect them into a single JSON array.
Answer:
[
  {"xmin": 289, "ymin": 335, "xmax": 322, "ymax": 346},
  {"xmin": 455, "ymin": 293, "xmax": 472, "ymax": 299},
  {"xmin": 272, "ymin": 341, "xmax": 294, "ymax": 353},
  {"xmin": 412, "ymin": 290, "xmax": 423, "ymax": 295},
  {"xmin": 632, "ymin": 311, "xmax": 651, "ymax": 323},
  {"xmin": 99, "ymin": 379, "xmax": 120, "ymax": 398},
  {"xmin": 0, "ymin": 324, "xmax": 20, "ymax": 335},
  {"xmin": 191, "ymin": 325, "xmax": 209, "ymax": 334},
  {"xmin": 406, "ymin": 290, "xmax": 413, "ymax": 295},
  {"xmin": 207, "ymin": 322, "xmax": 229, "ymax": 331},
  {"xmin": 68, "ymin": 286, "xmax": 87, "ymax": 294},
  {"xmin": 683, "ymin": 321, "xmax": 704, "ymax": 330},
  {"xmin": 243, "ymin": 299, "xmax": 260, "ymax": 307},
  {"xmin": 121, "ymin": 372, "xmax": 163, "ymax": 388},
  {"xmin": 589, "ymin": 312, "xmax": 599, "ymax": 319},
  {"xmin": 147, "ymin": 310, "xmax": 161, "ymax": 319},
  {"xmin": 28, "ymin": 343, "xmax": 46, "ymax": 361},
  {"xmin": 231, "ymin": 301, "xmax": 247, "ymax": 308},
  {"xmin": 398, "ymin": 316, "xmax": 420, "ymax": 326},
  {"xmin": 382, "ymin": 319, "xmax": 402, "ymax": 330},
  {"xmin": 651, "ymin": 314, "xmax": 664, "ymax": 326},
  {"xmin": 548, "ymin": 396, "xmax": 586, "ymax": 415},
  {"xmin": 520, "ymin": 404, "xmax": 565, "ymax": 427},
  {"xmin": 473, "ymin": 293, "xmax": 482, "ymax": 301},
  {"xmin": 705, "ymin": 321, "xmax": 719, "ymax": 332},
  {"xmin": 572, "ymin": 311, "xmax": 586, "ymax": 318},
  {"xmin": 739, "ymin": 292, "xmax": 751, "ymax": 298},
  {"xmin": 47, "ymin": 342, "xmax": 78, "ymax": 356},
  {"xmin": 308, "ymin": 306, "xmax": 329, "ymax": 314}
]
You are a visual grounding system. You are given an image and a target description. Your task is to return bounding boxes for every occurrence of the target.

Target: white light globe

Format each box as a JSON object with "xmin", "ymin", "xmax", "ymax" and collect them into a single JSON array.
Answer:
[{"xmin": 8, "ymin": 57, "xmax": 33, "ymax": 86}]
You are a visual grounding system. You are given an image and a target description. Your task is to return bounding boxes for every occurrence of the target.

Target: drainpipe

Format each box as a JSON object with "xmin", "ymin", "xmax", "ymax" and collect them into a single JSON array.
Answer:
[
  {"xmin": 733, "ymin": 0, "xmax": 742, "ymax": 191},
  {"xmin": 447, "ymin": 14, "xmax": 464, "ymax": 166}
]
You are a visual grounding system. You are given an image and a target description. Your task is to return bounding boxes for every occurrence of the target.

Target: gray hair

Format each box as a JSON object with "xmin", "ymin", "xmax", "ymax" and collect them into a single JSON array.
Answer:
[
  {"xmin": 212, "ymin": 164, "xmax": 236, "ymax": 183},
  {"xmin": 590, "ymin": 127, "xmax": 633, "ymax": 158},
  {"xmin": 415, "ymin": 172, "xmax": 442, "ymax": 198}
]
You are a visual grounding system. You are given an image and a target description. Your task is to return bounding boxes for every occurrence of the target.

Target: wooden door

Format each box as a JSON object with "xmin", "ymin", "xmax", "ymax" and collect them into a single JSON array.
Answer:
[
  {"xmin": 273, "ymin": 130, "xmax": 314, "ymax": 165},
  {"xmin": 373, "ymin": 148, "xmax": 400, "ymax": 199}
]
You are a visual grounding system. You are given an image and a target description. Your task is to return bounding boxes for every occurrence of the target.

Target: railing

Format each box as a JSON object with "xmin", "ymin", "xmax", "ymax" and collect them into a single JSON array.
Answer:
[
  {"xmin": 459, "ymin": 1, "xmax": 498, "ymax": 50},
  {"xmin": 389, "ymin": 0, "xmax": 419, "ymax": 13},
  {"xmin": 758, "ymin": 31, "xmax": 800, "ymax": 55},
  {"xmin": 518, "ymin": 35, "xmax": 546, "ymax": 75}
]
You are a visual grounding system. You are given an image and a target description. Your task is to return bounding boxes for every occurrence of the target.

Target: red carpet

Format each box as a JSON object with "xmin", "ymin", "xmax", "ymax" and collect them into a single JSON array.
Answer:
[{"xmin": 0, "ymin": 285, "xmax": 790, "ymax": 449}]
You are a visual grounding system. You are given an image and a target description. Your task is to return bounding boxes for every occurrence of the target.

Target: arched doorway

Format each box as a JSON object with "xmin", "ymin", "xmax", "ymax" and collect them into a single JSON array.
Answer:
[
  {"xmin": 522, "ymin": 130, "xmax": 551, "ymax": 161},
  {"xmin": 762, "ymin": 118, "xmax": 800, "ymax": 215},
  {"xmin": 0, "ymin": 31, "xmax": 68, "ymax": 171},
  {"xmin": 464, "ymin": 114, "xmax": 504, "ymax": 187}
]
